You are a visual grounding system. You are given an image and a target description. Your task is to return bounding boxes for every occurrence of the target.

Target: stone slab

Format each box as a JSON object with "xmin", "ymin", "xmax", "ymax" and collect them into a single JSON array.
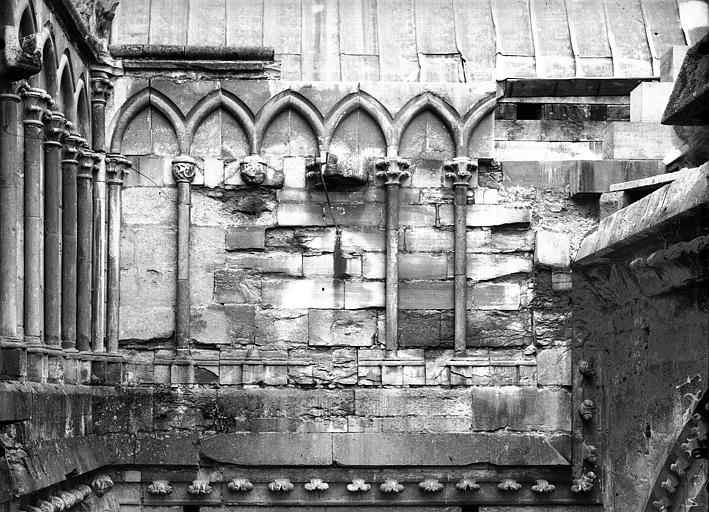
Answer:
[
  {"xmin": 630, "ymin": 82, "xmax": 675, "ymax": 123},
  {"xmin": 608, "ymin": 167, "xmax": 691, "ymax": 193},
  {"xmin": 602, "ymin": 122, "xmax": 677, "ymax": 160},
  {"xmin": 200, "ymin": 433, "xmax": 333, "ymax": 465}
]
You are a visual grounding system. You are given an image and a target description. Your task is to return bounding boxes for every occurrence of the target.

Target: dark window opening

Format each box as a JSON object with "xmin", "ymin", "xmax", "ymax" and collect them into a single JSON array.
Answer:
[
  {"xmin": 184, "ymin": 506, "xmax": 200, "ymax": 512},
  {"xmin": 516, "ymin": 103, "xmax": 543, "ymax": 120}
]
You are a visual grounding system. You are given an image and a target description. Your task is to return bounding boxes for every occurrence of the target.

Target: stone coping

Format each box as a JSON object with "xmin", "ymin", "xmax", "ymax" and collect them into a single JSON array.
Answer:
[{"xmin": 574, "ymin": 162, "xmax": 709, "ymax": 265}]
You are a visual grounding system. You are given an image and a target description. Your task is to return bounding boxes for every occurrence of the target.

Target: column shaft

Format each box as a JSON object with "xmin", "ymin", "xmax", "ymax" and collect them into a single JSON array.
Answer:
[
  {"xmin": 43, "ymin": 111, "xmax": 66, "ymax": 347},
  {"xmin": 453, "ymin": 184, "xmax": 467, "ymax": 354},
  {"xmin": 105, "ymin": 154, "xmax": 129, "ymax": 353},
  {"xmin": 76, "ymin": 150, "xmax": 94, "ymax": 352},
  {"xmin": 61, "ymin": 135, "xmax": 83, "ymax": 349},
  {"xmin": 0, "ymin": 91, "xmax": 20, "ymax": 338},
  {"xmin": 444, "ymin": 157, "xmax": 478, "ymax": 354},
  {"xmin": 91, "ymin": 154, "xmax": 106, "ymax": 352},
  {"xmin": 172, "ymin": 156, "xmax": 197, "ymax": 354},
  {"xmin": 375, "ymin": 157, "xmax": 410, "ymax": 352},
  {"xmin": 20, "ymin": 87, "xmax": 49, "ymax": 345}
]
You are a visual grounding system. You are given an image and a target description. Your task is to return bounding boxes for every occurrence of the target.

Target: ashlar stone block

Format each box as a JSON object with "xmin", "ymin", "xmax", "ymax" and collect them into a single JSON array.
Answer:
[{"xmin": 309, "ymin": 309, "xmax": 376, "ymax": 347}]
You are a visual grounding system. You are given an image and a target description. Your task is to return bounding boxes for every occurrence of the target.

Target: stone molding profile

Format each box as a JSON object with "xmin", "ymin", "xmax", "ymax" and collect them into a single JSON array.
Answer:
[{"xmin": 109, "ymin": 87, "xmax": 496, "ymax": 160}]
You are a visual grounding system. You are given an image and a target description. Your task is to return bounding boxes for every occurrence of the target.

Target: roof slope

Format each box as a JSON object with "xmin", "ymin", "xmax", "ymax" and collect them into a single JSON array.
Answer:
[{"xmin": 110, "ymin": 0, "xmax": 690, "ymax": 82}]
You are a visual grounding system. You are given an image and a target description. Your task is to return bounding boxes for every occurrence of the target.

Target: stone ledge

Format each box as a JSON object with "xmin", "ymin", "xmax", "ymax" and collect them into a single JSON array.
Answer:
[
  {"xmin": 575, "ymin": 163, "xmax": 709, "ymax": 265},
  {"xmin": 199, "ymin": 432, "xmax": 569, "ymax": 467}
]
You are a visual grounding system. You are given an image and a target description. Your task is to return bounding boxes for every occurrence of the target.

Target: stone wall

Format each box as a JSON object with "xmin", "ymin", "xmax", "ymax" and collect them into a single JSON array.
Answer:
[{"xmin": 572, "ymin": 165, "xmax": 709, "ymax": 511}]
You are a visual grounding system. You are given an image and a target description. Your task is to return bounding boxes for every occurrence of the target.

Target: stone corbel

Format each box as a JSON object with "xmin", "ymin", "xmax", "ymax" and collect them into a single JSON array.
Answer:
[
  {"xmin": 418, "ymin": 479, "xmax": 443, "ymax": 493},
  {"xmin": 267, "ymin": 479, "xmax": 294, "ymax": 492},
  {"xmin": 187, "ymin": 480, "xmax": 213, "ymax": 495},
  {"xmin": 147, "ymin": 480, "xmax": 173, "ymax": 495},
  {"xmin": 239, "ymin": 155, "xmax": 268, "ymax": 185},
  {"xmin": 455, "ymin": 478, "xmax": 480, "ymax": 491},
  {"xmin": 91, "ymin": 474, "xmax": 113, "ymax": 497},
  {"xmin": 227, "ymin": 478, "xmax": 253, "ymax": 492},
  {"xmin": 579, "ymin": 399, "xmax": 595, "ymax": 421},
  {"xmin": 531, "ymin": 479, "xmax": 556, "ymax": 493},
  {"xmin": 0, "ymin": 26, "xmax": 41, "ymax": 82}
]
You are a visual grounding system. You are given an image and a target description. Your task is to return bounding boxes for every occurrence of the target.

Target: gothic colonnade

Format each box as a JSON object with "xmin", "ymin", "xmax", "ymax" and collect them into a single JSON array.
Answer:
[{"xmin": 0, "ymin": 70, "xmax": 131, "ymax": 383}]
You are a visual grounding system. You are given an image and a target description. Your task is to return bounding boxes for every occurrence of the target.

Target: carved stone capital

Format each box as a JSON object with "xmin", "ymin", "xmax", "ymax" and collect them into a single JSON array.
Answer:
[
  {"xmin": 106, "ymin": 153, "xmax": 131, "ymax": 185},
  {"xmin": 63, "ymin": 134, "xmax": 86, "ymax": 161},
  {"xmin": 172, "ymin": 155, "xmax": 197, "ymax": 184},
  {"xmin": 374, "ymin": 157, "xmax": 410, "ymax": 186},
  {"xmin": 444, "ymin": 157, "xmax": 478, "ymax": 187},
  {"xmin": 239, "ymin": 155, "xmax": 268, "ymax": 185},
  {"xmin": 77, "ymin": 149, "xmax": 97, "ymax": 180},
  {"xmin": 43, "ymin": 111, "xmax": 67, "ymax": 145},
  {"xmin": 90, "ymin": 76, "xmax": 113, "ymax": 103},
  {"xmin": 19, "ymin": 86, "xmax": 50, "ymax": 125}
]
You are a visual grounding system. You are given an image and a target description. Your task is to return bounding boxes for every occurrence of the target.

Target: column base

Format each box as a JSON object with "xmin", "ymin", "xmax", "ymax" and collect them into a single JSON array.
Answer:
[
  {"xmin": 26, "ymin": 345, "xmax": 48, "ymax": 382},
  {"xmin": 0, "ymin": 338, "xmax": 26, "ymax": 379},
  {"xmin": 105, "ymin": 354, "xmax": 123, "ymax": 385},
  {"xmin": 46, "ymin": 346, "xmax": 64, "ymax": 383},
  {"xmin": 171, "ymin": 359, "xmax": 194, "ymax": 385},
  {"xmin": 64, "ymin": 349, "xmax": 80, "ymax": 384}
]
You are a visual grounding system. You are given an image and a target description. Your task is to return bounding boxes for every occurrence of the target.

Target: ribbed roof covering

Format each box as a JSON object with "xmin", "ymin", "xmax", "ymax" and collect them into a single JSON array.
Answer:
[{"xmin": 110, "ymin": 0, "xmax": 694, "ymax": 82}]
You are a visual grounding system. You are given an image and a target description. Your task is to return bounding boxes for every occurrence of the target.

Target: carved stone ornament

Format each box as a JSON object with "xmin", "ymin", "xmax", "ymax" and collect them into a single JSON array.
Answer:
[
  {"xmin": 579, "ymin": 399, "xmax": 595, "ymax": 421},
  {"xmin": 78, "ymin": 485, "xmax": 92, "ymax": 499},
  {"xmin": 91, "ymin": 474, "xmax": 114, "ymax": 497},
  {"xmin": 478, "ymin": 158, "xmax": 503, "ymax": 189},
  {"xmin": 90, "ymin": 76, "xmax": 113, "ymax": 102},
  {"xmin": 578, "ymin": 359, "xmax": 596, "ymax": 376},
  {"xmin": 443, "ymin": 157, "xmax": 478, "ymax": 188},
  {"xmin": 171, "ymin": 155, "xmax": 197, "ymax": 184},
  {"xmin": 571, "ymin": 471, "xmax": 596, "ymax": 493},
  {"xmin": 64, "ymin": 133, "xmax": 85, "ymax": 160},
  {"xmin": 19, "ymin": 86, "xmax": 51, "ymax": 124},
  {"xmin": 36, "ymin": 500, "xmax": 54, "ymax": 512},
  {"xmin": 652, "ymin": 497, "xmax": 671, "ymax": 512},
  {"xmin": 268, "ymin": 479, "xmax": 294, "ymax": 492},
  {"xmin": 147, "ymin": 480, "xmax": 173, "ymax": 495},
  {"xmin": 187, "ymin": 480, "xmax": 214, "ymax": 495},
  {"xmin": 227, "ymin": 478, "xmax": 254, "ymax": 492},
  {"xmin": 50, "ymin": 497, "xmax": 64, "ymax": 512},
  {"xmin": 374, "ymin": 157, "xmax": 410, "ymax": 186},
  {"xmin": 58, "ymin": 491, "xmax": 77, "ymax": 509},
  {"xmin": 43, "ymin": 111, "xmax": 67, "ymax": 144},
  {"xmin": 78, "ymin": 149, "xmax": 97, "ymax": 179},
  {"xmin": 455, "ymin": 478, "xmax": 480, "ymax": 491},
  {"xmin": 239, "ymin": 155, "xmax": 268, "ymax": 185},
  {"xmin": 497, "ymin": 479, "xmax": 522, "ymax": 491},
  {"xmin": 660, "ymin": 474, "xmax": 679, "ymax": 493},
  {"xmin": 670, "ymin": 455, "xmax": 691, "ymax": 475},
  {"xmin": 531, "ymin": 479, "xmax": 556, "ymax": 493},
  {"xmin": 346, "ymin": 479, "xmax": 371, "ymax": 492},
  {"xmin": 379, "ymin": 479, "xmax": 404, "ymax": 493},
  {"xmin": 304, "ymin": 478, "xmax": 329, "ymax": 491},
  {"xmin": 106, "ymin": 154, "xmax": 132, "ymax": 184},
  {"xmin": 418, "ymin": 479, "xmax": 444, "ymax": 493},
  {"xmin": 582, "ymin": 442, "xmax": 597, "ymax": 464}
]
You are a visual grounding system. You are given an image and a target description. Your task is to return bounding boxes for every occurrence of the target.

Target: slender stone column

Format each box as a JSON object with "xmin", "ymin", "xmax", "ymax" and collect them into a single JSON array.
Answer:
[
  {"xmin": 19, "ymin": 87, "xmax": 49, "ymax": 343},
  {"xmin": 76, "ymin": 149, "xmax": 95, "ymax": 353},
  {"xmin": 375, "ymin": 157, "xmax": 410, "ymax": 352},
  {"xmin": 105, "ymin": 154, "xmax": 130, "ymax": 354},
  {"xmin": 91, "ymin": 155, "xmax": 107, "ymax": 353},
  {"xmin": 43, "ymin": 110, "xmax": 67, "ymax": 348},
  {"xmin": 444, "ymin": 157, "xmax": 478, "ymax": 354},
  {"xmin": 90, "ymin": 73, "xmax": 112, "ymax": 354},
  {"xmin": 0, "ymin": 88, "xmax": 20, "ymax": 339},
  {"xmin": 172, "ymin": 156, "xmax": 197, "ymax": 355},
  {"xmin": 20, "ymin": 86, "xmax": 50, "ymax": 380},
  {"xmin": 61, "ymin": 133, "xmax": 84, "ymax": 349}
]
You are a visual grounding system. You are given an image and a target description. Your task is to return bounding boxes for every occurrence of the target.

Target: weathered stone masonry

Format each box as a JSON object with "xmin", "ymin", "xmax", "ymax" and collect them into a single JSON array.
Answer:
[{"xmin": 2, "ymin": 1, "xmax": 707, "ymax": 512}]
